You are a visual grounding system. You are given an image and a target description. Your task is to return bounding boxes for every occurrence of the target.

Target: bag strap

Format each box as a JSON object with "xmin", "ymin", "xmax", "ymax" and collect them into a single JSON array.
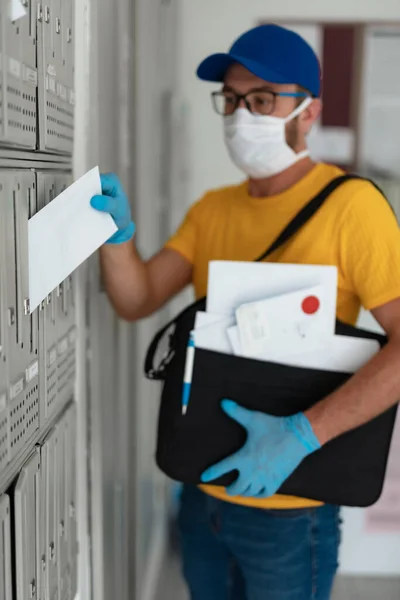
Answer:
[
  {"xmin": 145, "ymin": 174, "xmax": 376, "ymax": 379},
  {"xmin": 145, "ymin": 301, "xmax": 202, "ymax": 379},
  {"xmin": 254, "ymin": 174, "xmax": 363, "ymax": 262}
]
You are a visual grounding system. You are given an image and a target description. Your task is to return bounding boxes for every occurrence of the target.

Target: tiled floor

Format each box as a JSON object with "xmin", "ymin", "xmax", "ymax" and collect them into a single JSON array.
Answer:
[{"xmin": 156, "ymin": 551, "xmax": 400, "ymax": 600}]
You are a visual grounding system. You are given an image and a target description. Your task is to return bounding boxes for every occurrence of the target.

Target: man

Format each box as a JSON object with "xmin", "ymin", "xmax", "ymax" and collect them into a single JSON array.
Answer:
[{"xmin": 91, "ymin": 24, "xmax": 400, "ymax": 600}]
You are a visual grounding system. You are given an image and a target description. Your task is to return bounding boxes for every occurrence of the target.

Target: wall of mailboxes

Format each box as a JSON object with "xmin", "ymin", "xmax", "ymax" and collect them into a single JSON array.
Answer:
[{"xmin": 0, "ymin": 1, "xmax": 78, "ymax": 600}]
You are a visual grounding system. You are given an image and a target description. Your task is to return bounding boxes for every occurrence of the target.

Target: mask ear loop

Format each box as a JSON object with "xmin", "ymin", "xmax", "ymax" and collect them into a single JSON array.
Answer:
[
  {"xmin": 284, "ymin": 96, "xmax": 314, "ymax": 124},
  {"xmin": 283, "ymin": 97, "xmax": 314, "ymax": 161}
]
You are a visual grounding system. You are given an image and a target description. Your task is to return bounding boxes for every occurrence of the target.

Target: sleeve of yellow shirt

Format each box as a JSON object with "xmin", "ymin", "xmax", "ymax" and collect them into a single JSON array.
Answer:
[
  {"xmin": 340, "ymin": 182, "xmax": 400, "ymax": 311},
  {"xmin": 164, "ymin": 196, "xmax": 206, "ymax": 264}
]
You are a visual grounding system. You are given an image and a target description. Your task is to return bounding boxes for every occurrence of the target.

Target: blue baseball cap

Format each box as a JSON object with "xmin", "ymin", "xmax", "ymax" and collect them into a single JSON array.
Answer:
[{"xmin": 197, "ymin": 24, "xmax": 321, "ymax": 98}]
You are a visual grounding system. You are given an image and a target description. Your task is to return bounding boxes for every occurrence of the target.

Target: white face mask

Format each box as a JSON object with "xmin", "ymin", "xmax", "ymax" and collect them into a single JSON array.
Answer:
[{"xmin": 224, "ymin": 98, "xmax": 313, "ymax": 179}]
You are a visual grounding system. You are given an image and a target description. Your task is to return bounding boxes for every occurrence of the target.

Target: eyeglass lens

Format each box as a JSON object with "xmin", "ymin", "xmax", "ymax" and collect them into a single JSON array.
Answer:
[{"xmin": 212, "ymin": 90, "xmax": 276, "ymax": 116}]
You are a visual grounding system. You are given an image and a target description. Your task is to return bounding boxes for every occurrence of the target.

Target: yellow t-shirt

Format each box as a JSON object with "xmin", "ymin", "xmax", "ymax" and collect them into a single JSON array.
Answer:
[{"xmin": 165, "ymin": 163, "xmax": 400, "ymax": 510}]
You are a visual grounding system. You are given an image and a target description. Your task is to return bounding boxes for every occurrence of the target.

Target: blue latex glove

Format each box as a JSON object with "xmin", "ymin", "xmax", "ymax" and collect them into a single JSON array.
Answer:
[
  {"xmin": 90, "ymin": 173, "xmax": 136, "ymax": 244},
  {"xmin": 201, "ymin": 400, "xmax": 321, "ymax": 498}
]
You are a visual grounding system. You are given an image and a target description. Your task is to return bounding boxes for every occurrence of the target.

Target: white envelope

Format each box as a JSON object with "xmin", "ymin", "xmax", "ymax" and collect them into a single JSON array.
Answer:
[
  {"xmin": 226, "ymin": 326, "xmax": 242, "ymax": 355},
  {"xmin": 236, "ymin": 284, "xmax": 334, "ymax": 355},
  {"xmin": 28, "ymin": 167, "xmax": 117, "ymax": 312},
  {"xmin": 192, "ymin": 313, "xmax": 235, "ymax": 354},
  {"xmin": 9, "ymin": 0, "xmax": 27, "ymax": 21},
  {"xmin": 227, "ymin": 327, "xmax": 379, "ymax": 373},
  {"xmin": 194, "ymin": 311, "xmax": 233, "ymax": 330},
  {"xmin": 227, "ymin": 324, "xmax": 325, "ymax": 360},
  {"xmin": 207, "ymin": 261, "xmax": 338, "ymax": 319},
  {"xmin": 259, "ymin": 335, "xmax": 380, "ymax": 373}
]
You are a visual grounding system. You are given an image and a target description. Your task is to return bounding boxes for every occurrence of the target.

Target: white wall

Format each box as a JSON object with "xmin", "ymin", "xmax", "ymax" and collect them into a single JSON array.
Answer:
[{"xmin": 177, "ymin": 0, "xmax": 400, "ymax": 205}]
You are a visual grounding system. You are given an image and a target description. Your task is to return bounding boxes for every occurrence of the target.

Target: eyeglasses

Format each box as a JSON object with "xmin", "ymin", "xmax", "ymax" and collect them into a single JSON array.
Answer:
[{"xmin": 211, "ymin": 89, "xmax": 310, "ymax": 116}]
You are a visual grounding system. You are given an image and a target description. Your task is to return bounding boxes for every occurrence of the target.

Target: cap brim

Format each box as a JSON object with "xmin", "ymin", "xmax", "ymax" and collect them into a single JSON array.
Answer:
[{"xmin": 196, "ymin": 52, "xmax": 291, "ymax": 85}]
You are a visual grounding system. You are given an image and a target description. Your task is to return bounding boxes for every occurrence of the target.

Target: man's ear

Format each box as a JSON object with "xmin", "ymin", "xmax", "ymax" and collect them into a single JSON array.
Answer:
[{"xmin": 299, "ymin": 99, "xmax": 322, "ymax": 135}]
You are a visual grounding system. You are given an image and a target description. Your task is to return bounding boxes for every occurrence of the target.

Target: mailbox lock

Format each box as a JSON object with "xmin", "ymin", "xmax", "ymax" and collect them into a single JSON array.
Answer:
[{"xmin": 49, "ymin": 542, "xmax": 55, "ymax": 561}]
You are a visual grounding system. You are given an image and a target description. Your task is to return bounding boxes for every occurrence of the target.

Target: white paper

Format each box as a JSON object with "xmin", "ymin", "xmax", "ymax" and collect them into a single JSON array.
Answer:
[
  {"xmin": 226, "ymin": 326, "xmax": 242, "ymax": 355},
  {"xmin": 194, "ymin": 311, "xmax": 233, "ymax": 330},
  {"xmin": 227, "ymin": 324, "xmax": 325, "ymax": 361},
  {"xmin": 235, "ymin": 284, "xmax": 333, "ymax": 355},
  {"xmin": 207, "ymin": 261, "xmax": 338, "ymax": 321},
  {"xmin": 192, "ymin": 314, "xmax": 235, "ymax": 354},
  {"xmin": 272, "ymin": 335, "xmax": 379, "ymax": 373},
  {"xmin": 28, "ymin": 167, "xmax": 117, "ymax": 312},
  {"xmin": 9, "ymin": 0, "xmax": 27, "ymax": 21},
  {"xmin": 226, "ymin": 327, "xmax": 379, "ymax": 373}
]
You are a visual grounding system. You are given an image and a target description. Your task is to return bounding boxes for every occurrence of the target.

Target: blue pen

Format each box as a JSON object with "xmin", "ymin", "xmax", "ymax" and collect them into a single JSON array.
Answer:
[{"xmin": 182, "ymin": 333, "xmax": 195, "ymax": 415}]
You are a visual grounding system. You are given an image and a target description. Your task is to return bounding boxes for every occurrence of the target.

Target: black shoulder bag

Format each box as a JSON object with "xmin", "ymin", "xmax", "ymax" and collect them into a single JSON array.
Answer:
[{"xmin": 145, "ymin": 175, "xmax": 398, "ymax": 507}]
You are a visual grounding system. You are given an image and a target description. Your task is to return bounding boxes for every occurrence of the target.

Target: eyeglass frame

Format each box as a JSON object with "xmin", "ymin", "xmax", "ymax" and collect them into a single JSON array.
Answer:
[{"xmin": 211, "ymin": 86, "xmax": 314, "ymax": 116}]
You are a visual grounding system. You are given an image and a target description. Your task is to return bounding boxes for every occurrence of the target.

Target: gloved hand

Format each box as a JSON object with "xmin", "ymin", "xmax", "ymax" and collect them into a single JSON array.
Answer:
[
  {"xmin": 90, "ymin": 173, "xmax": 136, "ymax": 244},
  {"xmin": 201, "ymin": 400, "xmax": 321, "ymax": 498}
]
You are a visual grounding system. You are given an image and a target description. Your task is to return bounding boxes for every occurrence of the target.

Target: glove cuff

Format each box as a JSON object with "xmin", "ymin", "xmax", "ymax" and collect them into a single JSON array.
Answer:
[
  {"xmin": 106, "ymin": 221, "xmax": 136, "ymax": 244},
  {"xmin": 288, "ymin": 413, "xmax": 321, "ymax": 454}
]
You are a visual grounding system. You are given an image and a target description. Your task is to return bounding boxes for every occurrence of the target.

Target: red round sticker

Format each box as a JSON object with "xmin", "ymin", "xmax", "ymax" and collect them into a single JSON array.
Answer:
[{"xmin": 302, "ymin": 296, "xmax": 320, "ymax": 315}]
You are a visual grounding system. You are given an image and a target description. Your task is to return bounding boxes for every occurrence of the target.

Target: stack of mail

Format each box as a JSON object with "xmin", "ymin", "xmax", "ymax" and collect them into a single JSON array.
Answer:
[{"xmin": 191, "ymin": 261, "xmax": 379, "ymax": 374}]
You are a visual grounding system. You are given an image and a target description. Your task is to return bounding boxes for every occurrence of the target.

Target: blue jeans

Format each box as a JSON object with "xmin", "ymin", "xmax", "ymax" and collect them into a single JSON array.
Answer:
[{"xmin": 178, "ymin": 485, "xmax": 341, "ymax": 600}]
